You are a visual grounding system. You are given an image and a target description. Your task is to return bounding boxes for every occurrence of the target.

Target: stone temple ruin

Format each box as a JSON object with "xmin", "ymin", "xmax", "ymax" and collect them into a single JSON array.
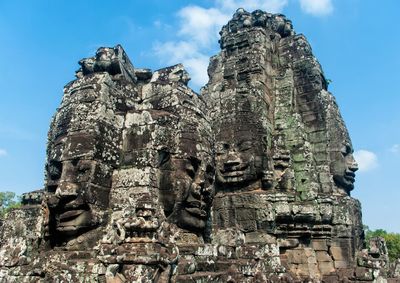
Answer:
[{"xmin": 1, "ymin": 8, "xmax": 399, "ymax": 282}]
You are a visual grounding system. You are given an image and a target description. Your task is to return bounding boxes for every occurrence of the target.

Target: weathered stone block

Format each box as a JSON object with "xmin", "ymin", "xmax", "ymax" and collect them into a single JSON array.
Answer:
[
  {"xmin": 334, "ymin": 260, "xmax": 350, "ymax": 269},
  {"xmin": 245, "ymin": 231, "xmax": 276, "ymax": 244},
  {"xmin": 319, "ymin": 261, "xmax": 335, "ymax": 275},
  {"xmin": 355, "ymin": 267, "xmax": 373, "ymax": 281},
  {"xmin": 316, "ymin": 251, "xmax": 333, "ymax": 263},
  {"xmin": 312, "ymin": 239, "xmax": 328, "ymax": 251},
  {"xmin": 278, "ymin": 238, "xmax": 299, "ymax": 248}
]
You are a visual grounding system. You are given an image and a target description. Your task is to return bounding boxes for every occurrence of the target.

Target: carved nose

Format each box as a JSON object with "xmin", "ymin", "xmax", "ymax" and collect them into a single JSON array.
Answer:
[
  {"xmin": 191, "ymin": 180, "xmax": 204, "ymax": 198},
  {"xmin": 349, "ymin": 161, "xmax": 358, "ymax": 172},
  {"xmin": 55, "ymin": 182, "xmax": 79, "ymax": 198},
  {"xmin": 348, "ymin": 156, "xmax": 358, "ymax": 172}
]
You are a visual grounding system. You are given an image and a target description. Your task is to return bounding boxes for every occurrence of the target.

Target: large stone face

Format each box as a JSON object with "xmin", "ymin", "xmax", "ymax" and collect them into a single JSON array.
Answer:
[{"xmin": 0, "ymin": 8, "xmax": 397, "ymax": 283}]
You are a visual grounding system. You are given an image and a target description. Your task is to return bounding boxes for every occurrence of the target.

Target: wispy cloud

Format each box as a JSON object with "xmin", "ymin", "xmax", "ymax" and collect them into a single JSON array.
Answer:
[
  {"xmin": 0, "ymin": 149, "xmax": 7, "ymax": 157},
  {"xmin": 299, "ymin": 0, "xmax": 333, "ymax": 16},
  {"xmin": 390, "ymin": 144, "xmax": 400, "ymax": 154},
  {"xmin": 178, "ymin": 6, "xmax": 229, "ymax": 47},
  {"xmin": 153, "ymin": 41, "xmax": 210, "ymax": 86},
  {"xmin": 354, "ymin": 150, "xmax": 378, "ymax": 172},
  {"xmin": 153, "ymin": 0, "xmax": 289, "ymax": 89}
]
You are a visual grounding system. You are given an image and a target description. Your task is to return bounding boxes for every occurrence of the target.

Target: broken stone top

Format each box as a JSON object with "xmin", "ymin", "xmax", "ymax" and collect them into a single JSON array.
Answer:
[
  {"xmin": 151, "ymin": 64, "xmax": 191, "ymax": 86},
  {"xmin": 219, "ymin": 8, "xmax": 295, "ymax": 46},
  {"xmin": 77, "ymin": 44, "xmax": 137, "ymax": 82}
]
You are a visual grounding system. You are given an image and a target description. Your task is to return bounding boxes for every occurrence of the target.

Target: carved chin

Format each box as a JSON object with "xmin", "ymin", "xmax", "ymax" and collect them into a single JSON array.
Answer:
[
  {"xmin": 178, "ymin": 209, "xmax": 207, "ymax": 231},
  {"xmin": 56, "ymin": 210, "xmax": 92, "ymax": 235},
  {"xmin": 333, "ymin": 175, "xmax": 355, "ymax": 191}
]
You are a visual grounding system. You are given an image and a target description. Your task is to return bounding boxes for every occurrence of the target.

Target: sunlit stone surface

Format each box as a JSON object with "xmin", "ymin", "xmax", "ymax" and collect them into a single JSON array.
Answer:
[{"xmin": 0, "ymin": 9, "xmax": 397, "ymax": 282}]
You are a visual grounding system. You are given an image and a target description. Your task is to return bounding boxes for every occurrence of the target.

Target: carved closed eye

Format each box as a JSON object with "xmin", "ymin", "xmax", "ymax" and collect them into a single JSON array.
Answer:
[
  {"xmin": 238, "ymin": 141, "xmax": 252, "ymax": 152},
  {"xmin": 216, "ymin": 143, "xmax": 229, "ymax": 155},
  {"xmin": 48, "ymin": 160, "xmax": 62, "ymax": 180},
  {"xmin": 341, "ymin": 144, "xmax": 352, "ymax": 156}
]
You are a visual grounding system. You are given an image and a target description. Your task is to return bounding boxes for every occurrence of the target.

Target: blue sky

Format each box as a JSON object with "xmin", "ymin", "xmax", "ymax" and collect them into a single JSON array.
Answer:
[{"xmin": 0, "ymin": 0, "xmax": 399, "ymax": 232}]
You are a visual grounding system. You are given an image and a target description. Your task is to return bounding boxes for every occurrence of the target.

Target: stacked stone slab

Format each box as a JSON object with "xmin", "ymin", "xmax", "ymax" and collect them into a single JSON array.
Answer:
[{"xmin": 0, "ymin": 8, "xmax": 398, "ymax": 283}]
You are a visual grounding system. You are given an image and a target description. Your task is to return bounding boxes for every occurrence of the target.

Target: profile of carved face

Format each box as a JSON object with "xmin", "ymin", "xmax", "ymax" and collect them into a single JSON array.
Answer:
[
  {"xmin": 252, "ymin": 10, "xmax": 267, "ymax": 27},
  {"xmin": 330, "ymin": 142, "xmax": 358, "ymax": 192},
  {"xmin": 274, "ymin": 15, "xmax": 294, "ymax": 37},
  {"xmin": 158, "ymin": 153, "xmax": 214, "ymax": 232},
  {"xmin": 215, "ymin": 131, "xmax": 264, "ymax": 190},
  {"xmin": 93, "ymin": 47, "xmax": 120, "ymax": 74},
  {"xmin": 45, "ymin": 133, "xmax": 112, "ymax": 243}
]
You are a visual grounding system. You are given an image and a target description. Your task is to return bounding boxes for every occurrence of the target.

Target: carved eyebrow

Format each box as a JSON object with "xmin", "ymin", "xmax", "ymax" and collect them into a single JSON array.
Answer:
[
  {"xmin": 345, "ymin": 143, "xmax": 352, "ymax": 153},
  {"xmin": 216, "ymin": 143, "xmax": 229, "ymax": 150},
  {"xmin": 237, "ymin": 140, "xmax": 253, "ymax": 146},
  {"xmin": 340, "ymin": 143, "xmax": 352, "ymax": 155}
]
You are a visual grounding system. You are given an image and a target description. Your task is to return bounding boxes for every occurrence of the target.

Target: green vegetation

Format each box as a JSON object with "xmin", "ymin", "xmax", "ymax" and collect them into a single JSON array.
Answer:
[
  {"xmin": 0, "ymin": 191, "xmax": 21, "ymax": 217},
  {"xmin": 365, "ymin": 226, "xmax": 400, "ymax": 261}
]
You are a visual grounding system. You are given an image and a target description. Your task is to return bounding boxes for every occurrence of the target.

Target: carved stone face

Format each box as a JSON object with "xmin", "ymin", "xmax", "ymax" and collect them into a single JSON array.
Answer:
[
  {"xmin": 215, "ymin": 136, "xmax": 263, "ymax": 189},
  {"xmin": 93, "ymin": 47, "xmax": 120, "ymax": 75},
  {"xmin": 274, "ymin": 15, "xmax": 294, "ymax": 37},
  {"xmin": 331, "ymin": 142, "xmax": 358, "ymax": 192},
  {"xmin": 252, "ymin": 10, "xmax": 267, "ymax": 27},
  {"xmin": 159, "ymin": 154, "xmax": 214, "ymax": 231},
  {"xmin": 46, "ymin": 134, "xmax": 111, "ymax": 242}
]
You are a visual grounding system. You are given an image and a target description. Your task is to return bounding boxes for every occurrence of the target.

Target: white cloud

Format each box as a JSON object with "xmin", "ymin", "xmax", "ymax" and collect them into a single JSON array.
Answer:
[
  {"xmin": 299, "ymin": 0, "xmax": 333, "ymax": 16},
  {"xmin": 390, "ymin": 144, "xmax": 400, "ymax": 154},
  {"xmin": 354, "ymin": 150, "xmax": 378, "ymax": 172},
  {"xmin": 154, "ymin": 41, "xmax": 210, "ymax": 87},
  {"xmin": 178, "ymin": 6, "xmax": 230, "ymax": 47},
  {"xmin": 0, "ymin": 149, "xmax": 7, "ymax": 157}
]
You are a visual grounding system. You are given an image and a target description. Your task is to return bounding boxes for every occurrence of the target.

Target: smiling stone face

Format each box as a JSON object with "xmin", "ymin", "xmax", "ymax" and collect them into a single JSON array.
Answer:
[
  {"xmin": 159, "ymin": 154, "xmax": 214, "ymax": 231},
  {"xmin": 215, "ymin": 128, "xmax": 264, "ymax": 191},
  {"xmin": 44, "ymin": 70, "xmax": 125, "ymax": 247},
  {"xmin": 45, "ymin": 132, "xmax": 113, "ymax": 244},
  {"xmin": 331, "ymin": 142, "xmax": 359, "ymax": 193},
  {"xmin": 324, "ymin": 91, "xmax": 359, "ymax": 195}
]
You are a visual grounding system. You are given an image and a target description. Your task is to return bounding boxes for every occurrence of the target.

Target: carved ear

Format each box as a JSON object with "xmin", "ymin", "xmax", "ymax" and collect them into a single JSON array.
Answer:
[
  {"xmin": 262, "ymin": 135, "xmax": 269, "ymax": 148},
  {"xmin": 158, "ymin": 149, "xmax": 171, "ymax": 167}
]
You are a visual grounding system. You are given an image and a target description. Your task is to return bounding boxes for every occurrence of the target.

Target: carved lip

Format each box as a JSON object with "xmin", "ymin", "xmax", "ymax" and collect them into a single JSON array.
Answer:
[
  {"xmin": 221, "ymin": 170, "xmax": 244, "ymax": 177},
  {"xmin": 344, "ymin": 171, "xmax": 356, "ymax": 182},
  {"xmin": 57, "ymin": 209, "xmax": 91, "ymax": 231},
  {"xmin": 185, "ymin": 199, "xmax": 207, "ymax": 218},
  {"xmin": 57, "ymin": 211, "xmax": 90, "ymax": 231},
  {"xmin": 59, "ymin": 209, "xmax": 86, "ymax": 222},
  {"xmin": 187, "ymin": 200, "xmax": 203, "ymax": 208},
  {"xmin": 221, "ymin": 163, "xmax": 248, "ymax": 176},
  {"xmin": 185, "ymin": 207, "xmax": 207, "ymax": 218}
]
